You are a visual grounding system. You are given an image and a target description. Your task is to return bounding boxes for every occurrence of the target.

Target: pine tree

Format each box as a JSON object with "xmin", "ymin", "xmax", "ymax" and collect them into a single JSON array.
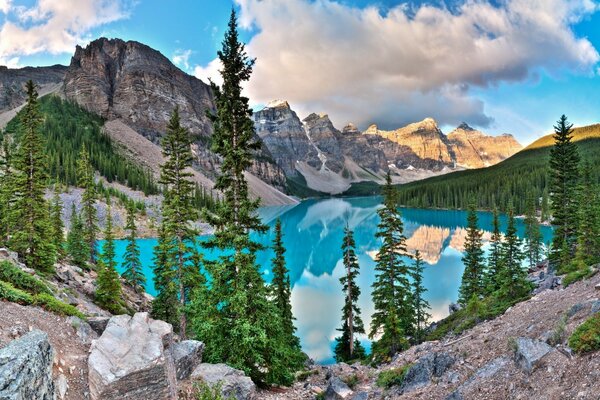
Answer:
[
  {"xmin": 77, "ymin": 145, "xmax": 98, "ymax": 264},
  {"xmin": 0, "ymin": 138, "xmax": 15, "ymax": 245},
  {"xmin": 9, "ymin": 80, "xmax": 56, "ymax": 272},
  {"xmin": 96, "ymin": 199, "xmax": 123, "ymax": 314},
  {"xmin": 151, "ymin": 222, "xmax": 179, "ymax": 328},
  {"xmin": 122, "ymin": 201, "xmax": 146, "ymax": 292},
  {"xmin": 191, "ymin": 9, "xmax": 300, "ymax": 385},
  {"xmin": 50, "ymin": 188, "xmax": 66, "ymax": 261},
  {"xmin": 369, "ymin": 172, "xmax": 413, "ymax": 360},
  {"xmin": 485, "ymin": 207, "xmax": 503, "ymax": 294},
  {"xmin": 549, "ymin": 115, "xmax": 580, "ymax": 272},
  {"xmin": 270, "ymin": 219, "xmax": 301, "ymax": 353},
  {"xmin": 540, "ymin": 188, "xmax": 550, "ymax": 223},
  {"xmin": 412, "ymin": 250, "xmax": 431, "ymax": 344},
  {"xmin": 334, "ymin": 224, "xmax": 366, "ymax": 362},
  {"xmin": 573, "ymin": 161, "xmax": 600, "ymax": 270},
  {"xmin": 498, "ymin": 203, "xmax": 530, "ymax": 301},
  {"xmin": 524, "ymin": 194, "xmax": 543, "ymax": 268},
  {"xmin": 67, "ymin": 204, "xmax": 88, "ymax": 268},
  {"xmin": 458, "ymin": 202, "xmax": 485, "ymax": 305},
  {"xmin": 153, "ymin": 107, "xmax": 199, "ymax": 338}
]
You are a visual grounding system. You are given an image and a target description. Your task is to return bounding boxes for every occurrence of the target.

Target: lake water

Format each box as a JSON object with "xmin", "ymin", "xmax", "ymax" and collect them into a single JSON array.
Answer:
[{"xmin": 108, "ymin": 196, "xmax": 553, "ymax": 364}]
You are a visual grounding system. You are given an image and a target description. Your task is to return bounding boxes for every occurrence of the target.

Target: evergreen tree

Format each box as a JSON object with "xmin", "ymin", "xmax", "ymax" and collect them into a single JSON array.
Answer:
[
  {"xmin": 334, "ymin": 224, "xmax": 366, "ymax": 362},
  {"xmin": 573, "ymin": 161, "xmax": 600, "ymax": 270},
  {"xmin": 485, "ymin": 207, "xmax": 503, "ymax": 294},
  {"xmin": 0, "ymin": 138, "xmax": 15, "ymax": 245},
  {"xmin": 412, "ymin": 250, "xmax": 431, "ymax": 344},
  {"xmin": 540, "ymin": 188, "xmax": 550, "ymax": 223},
  {"xmin": 498, "ymin": 204, "xmax": 530, "ymax": 301},
  {"xmin": 50, "ymin": 188, "xmax": 66, "ymax": 261},
  {"xmin": 9, "ymin": 80, "xmax": 56, "ymax": 272},
  {"xmin": 153, "ymin": 107, "xmax": 199, "ymax": 338},
  {"xmin": 549, "ymin": 115, "xmax": 580, "ymax": 271},
  {"xmin": 458, "ymin": 202, "xmax": 485, "ymax": 305},
  {"xmin": 191, "ymin": 9, "xmax": 300, "ymax": 385},
  {"xmin": 524, "ymin": 194, "xmax": 543, "ymax": 268},
  {"xmin": 151, "ymin": 222, "xmax": 179, "ymax": 328},
  {"xmin": 77, "ymin": 145, "xmax": 98, "ymax": 264},
  {"xmin": 270, "ymin": 219, "xmax": 301, "ymax": 353},
  {"xmin": 67, "ymin": 204, "xmax": 88, "ymax": 268},
  {"xmin": 369, "ymin": 172, "xmax": 413, "ymax": 360},
  {"xmin": 96, "ymin": 199, "xmax": 123, "ymax": 314},
  {"xmin": 122, "ymin": 201, "xmax": 146, "ymax": 292}
]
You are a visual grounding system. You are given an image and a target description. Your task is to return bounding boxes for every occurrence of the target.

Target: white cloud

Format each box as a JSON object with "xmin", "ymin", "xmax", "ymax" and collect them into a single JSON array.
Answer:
[
  {"xmin": 0, "ymin": 0, "xmax": 133, "ymax": 61},
  {"xmin": 200, "ymin": 0, "xmax": 600, "ymax": 130},
  {"xmin": 172, "ymin": 49, "xmax": 192, "ymax": 71},
  {"xmin": 0, "ymin": 0, "xmax": 11, "ymax": 14},
  {"xmin": 193, "ymin": 58, "xmax": 223, "ymax": 86}
]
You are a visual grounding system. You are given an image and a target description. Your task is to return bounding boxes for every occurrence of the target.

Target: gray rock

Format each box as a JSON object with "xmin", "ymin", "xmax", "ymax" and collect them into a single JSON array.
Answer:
[
  {"xmin": 449, "ymin": 303, "xmax": 462, "ymax": 314},
  {"xmin": 591, "ymin": 300, "xmax": 600, "ymax": 314},
  {"xmin": 191, "ymin": 363, "xmax": 256, "ymax": 400},
  {"xmin": 401, "ymin": 352, "xmax": 455, "ymax": 393},
  {"xmin": 567, "ymin": 302, "xmax": 586, "ymax": 318},
  {"xmin": 88, "ymin": 312, "xmax": 177, "ymax": 400},
  {"xmin": 0, "ymin": 330, "xmax": 55, "ymax": 400},
  {"xmin": 325, "ymin": 376, "xmax": 353, "ymax": 400},
  {"xmin": 56, "ymin": 373, "xmax": 68, "ymax": 399},
  {"xmin": 514, "ymin": 337, "xmax": 553, "ymax": 373},
  {"xmin": 87, "ymin": 316, "xmax": 110, "ymax": 336},
  {"xmin": 445, "ymin": 390, "xmax": 464, "ymax": 400},
  {"xmin": 173, "ymin": 340, "xmax": 204, "ymax": 380},
  {"xmin": 533, "ymin": 273, "xmax": 560, "ymax": 294},
  {"xmin": 351, "ymin": 391, "xmax": 369, "ymax": 400},
  {"xmin": 67, "ymin": 316, "xmax": 97, "ymax": 345}
]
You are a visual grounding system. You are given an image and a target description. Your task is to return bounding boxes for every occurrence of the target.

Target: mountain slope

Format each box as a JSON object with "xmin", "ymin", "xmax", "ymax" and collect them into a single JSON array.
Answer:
[{"xmin": 394, "ymin": 124, "xmax": 600, "ymax": 213}]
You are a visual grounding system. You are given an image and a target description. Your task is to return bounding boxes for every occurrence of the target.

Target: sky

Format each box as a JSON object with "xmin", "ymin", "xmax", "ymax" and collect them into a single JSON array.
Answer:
[{"xmin": 0, "ymin": 0, "xmax": 599, "ymax": 146}]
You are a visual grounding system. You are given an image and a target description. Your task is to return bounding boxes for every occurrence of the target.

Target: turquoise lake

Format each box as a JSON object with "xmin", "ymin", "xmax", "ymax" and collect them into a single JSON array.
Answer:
[{"xmin": 108, "ymin": 196, "xmax": 553, "ymax": 364}]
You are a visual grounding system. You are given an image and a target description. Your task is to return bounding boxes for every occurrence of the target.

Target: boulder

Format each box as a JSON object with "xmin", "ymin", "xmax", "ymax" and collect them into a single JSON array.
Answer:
[
  {"xmin": 449, "ymin": 303, "xmax": 462, "ymax": 314},
  {"xmin": 325, "ymin": 376, "xmax": 353, "ymax": 399},
  {"xmin": 56, "ymin": 373, "xmax": 68, "ymax": 399},
  {"xmin": 87, "ymin": 316, "xmax": 110, "ymax": 336},
  {"xmin": 173, "ymin": 340, "xmax": 204, "ymax": 380},
  {"xmin": 401, "ymin": 352, "xmax": 454, "ymax": 393},
  {"xmin": 88, "ymin": 312, "xmax": 177, "ymax": 400},
  {"xmin": 513, "ymin": 337, "xmax": 553, "ymax": 373},
  {"xmin": 191, "ymin": 363, "xmax": 256, "ymax": 400},
  {"xmin": 351, "ymin": 391, "xmax": 369, "ymax": 400},
  {"xmin": 67, "ymin": 316, "xmax": 97, "ymax": 345},
  {"xmin": 0, "ymin": 330, "xmax": 55, "ymax": 400}
]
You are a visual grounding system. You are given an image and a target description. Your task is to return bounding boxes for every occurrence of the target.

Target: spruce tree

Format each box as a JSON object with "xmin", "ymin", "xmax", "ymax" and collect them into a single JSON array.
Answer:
[
  {"xmin": 122, "ymin": 201, "xmax": 146, "ymax": 292},
  {"xmin": 67, "ymin": 204, "xmax": 88, "ymax": 268},
  {"xmin": 540, "ymin": 188, "xmax": 550, "ymax": 223},
  {"xmin": 524, "ymin": 194, "xmax": 543, "ymax": 268},
  {"xmin": 151, "ymin": 222, "xmax": 180, "ymax": 328},
  {"xmin": 96, "ymin": 199, "xmax": 123, "ymax": 314},
  {"xmin": 153, "ymin": 107, "xmax": 199, "ymax": 338},
  {"xmin": 412, "ymin": 250, "xmax": 431, "ymax": 344},
  {"xmin": 50, "ymin": 188, "xmax": 66, "ymax": 261},
  {"xmin": 191, "ymin": 9, "xmax": 300, "ymax": 385},
  {"xmin": 369, "ymin": 172, "xmax": 413, "ymax": 360},
  {"xmin": 573, "ymin": 162, "xmax": 600, "ymax": 270},
  {"xmin": 9, "ymin": 80, "xmax": 55, "ymax": 272},
  {"xmin": 458, "ymin": 202, "xmax": 485, "ymax": 305},
  {"xmin": 485, "ymin": 207, "xmax": 503, "ymax": 294},
  {"xmin": 334, "ymin": 224, "xmax": 366, "ymax": 362},
  {"xmin": 77, "ymin": 146, "xmax": 98, "ymax": 264},
  {"xmin": 0, "ymin": 138, "xmax": 15, "ymax": 246},
  {"xmin": 548, "ymin": 115, "xmax": 580, "ymax": 271},
  {"xmin": 498, "ymin": 204, "xmax": 530, "ymax": 301}
]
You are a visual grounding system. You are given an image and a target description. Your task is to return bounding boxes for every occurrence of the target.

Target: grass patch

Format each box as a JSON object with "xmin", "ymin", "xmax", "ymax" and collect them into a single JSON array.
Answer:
[
  {"xmin": 33, "ymin": 293, "xmax": 85, "ymax": 319},
  {"xmin": 376, "ymin": 364, "xmax": 412, "ymax": 389},
  {"xmin": 548, "ymin": 313, "xmax": 568, "ymax": 346},
  {"xmin": 296, "ymin": 369, "xmax": 318, "ymax": 381},
  {"xmin": 0, "ymin": 261, "xmax": 52, "ymax": 295},
  {"xmin": 563, "ymin": 267, "xmax": 595, "ymax": 287},
  {"xmin": 342, "ymin": 374, "xmax": 359, "ymax": 389},
  {"xmin": 0, "ymin": 280, "xmax": 34, "ymax": 304},
  {"xmin": 568, "ymin": 314, "xmax": 600, "ymax": 354}
]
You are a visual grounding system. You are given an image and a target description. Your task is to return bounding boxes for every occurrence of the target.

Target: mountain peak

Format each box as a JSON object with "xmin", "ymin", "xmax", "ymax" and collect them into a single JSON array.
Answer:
[
  {"xmin": 265, "ymin": 99, "xmax": 290, "ymax": 109},
  {"xmin": 342, "ymin": 123, "xmax": 359, "ymax": 134},
  {"xmin": 457, "ymin": 122, "xmax": 474, "ymax": 131}
]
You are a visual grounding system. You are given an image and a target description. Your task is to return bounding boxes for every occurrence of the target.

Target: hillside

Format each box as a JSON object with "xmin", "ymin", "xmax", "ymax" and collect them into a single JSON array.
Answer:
[{"xmin": 391, "ymin": 124, "xmax": 600, "ymax": 213}]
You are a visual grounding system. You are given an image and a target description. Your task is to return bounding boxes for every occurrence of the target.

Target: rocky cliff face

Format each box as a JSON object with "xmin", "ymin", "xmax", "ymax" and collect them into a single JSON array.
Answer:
[{"xmin": 0, "ymin": 65, "xmax": 67, "ymax": 112}]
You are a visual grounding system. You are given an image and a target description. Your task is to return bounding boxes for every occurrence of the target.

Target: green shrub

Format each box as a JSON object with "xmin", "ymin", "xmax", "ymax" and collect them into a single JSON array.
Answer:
[
  {"xmin": 563, "ymin": 267, "xmax": 594, "ymax": 287},
  {"xmin": 0, "ymin": 280, "xmax": 33, "ymax": 304},
  {"xmin": 376, "ymin": 364, "xmax": 412, "ymax": 389},
  {"xmin": 33, "ymin": 293, "xmax": 85, "ymax": 319},
  {"xmin": 569, "ymin": 314, "xmax": 600, "ymax": 354},
  {"xmin": 0, "ymin": 261, "xmax": 52, "ymax": 295},
  {"xmin": 343, "ymin": 374, "xmax": 359, "ymax": 389},
  {"xmin": 296, "ymin": 369, "xmax": 318, "ymax": 381},
  {"xmin": 192, "ymin": 382, "xmax": 234, "ymax": 400}
]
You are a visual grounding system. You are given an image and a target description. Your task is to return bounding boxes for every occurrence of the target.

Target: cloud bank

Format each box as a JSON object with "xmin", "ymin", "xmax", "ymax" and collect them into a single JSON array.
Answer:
[
  {"xmin": 0, "ymin": 0, "xmax": 132, "ymax": 66},
  {"xmin": 197, "ymin": 0, "xmax": 599, "ymax": 130}
]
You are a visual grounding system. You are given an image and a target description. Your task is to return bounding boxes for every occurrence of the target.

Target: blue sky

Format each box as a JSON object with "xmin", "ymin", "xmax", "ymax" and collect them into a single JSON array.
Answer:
[{"xmin": 1, "ymin": 0, "xmax": 599, "ymax": 146}]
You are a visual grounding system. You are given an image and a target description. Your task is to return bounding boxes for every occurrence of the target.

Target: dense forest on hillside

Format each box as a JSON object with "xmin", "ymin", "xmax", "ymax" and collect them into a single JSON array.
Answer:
[
  {"xmin": 2, "ymin": 95, "xmax": 158, "ymax": 195},
  {"xmin": 392, "ymin": 124, "xmax": 600, "ymax": 213}
]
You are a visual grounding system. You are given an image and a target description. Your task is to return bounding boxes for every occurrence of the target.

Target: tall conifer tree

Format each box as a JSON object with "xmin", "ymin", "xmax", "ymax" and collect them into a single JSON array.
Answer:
[
  {"xmin": 0, "ymin": 138, "xmax": 15, "ymax": 245},
  {"xmin": 77, "ymin": 145, "xmax": 98, "ymax": 264},
  {"xmin": 50, "ymin": 189, "xmax": 66, "ymax": 261},
  {"xmin": 369, "ymin": 172, "xmax": 413, "ymax": 360},
  {"xmin": 412, "ymin": 250, "xmax": 431, "ymax": 344},
  {"xmin": 334, "ymin": 224, "xmax": 366, "ymax": 362},
  {"xmin": 573, "ymin": 161, "xmax": 600, "ymax": 270},
  {"xmin": 548, "ymin": 115, "xmax": 580, "ymax": 271},
  {"xmin": 9, "ymin": 80, "xmax": 55, "ymax": 272},
  {"xmin": 96, "ymin": 199, "xmax": 123, "ymax": 314},
  {"xmin": 485, "ymin": 207, "xmax": 503, "ymax": 294},
  {"xmin": 151, "ymin": 223, "xmax": 179, "ymax": 328},
  {"xmin": 67, "ymin": 204, "xmax": 88, "ymax": 268},
  {"xmin": 122, "ymin": 201, "xmax": 146, "ymax": 292},
  {"xmin": 458, "ymin": 202, "xmax": 485, "ymax": 305},
  {"xmin": 499, "ymin": 204, "xmax": 530, "ymax": 301},
  {"xmin": 524, "ymin": 194, "xmax": 543, "ymax": 268}
]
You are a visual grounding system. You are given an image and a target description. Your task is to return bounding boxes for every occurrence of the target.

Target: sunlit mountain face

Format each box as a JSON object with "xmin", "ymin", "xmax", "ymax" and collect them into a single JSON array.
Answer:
[{"xmin": 105, "ymin": 196, "xmax": 553, "ymax": 364}]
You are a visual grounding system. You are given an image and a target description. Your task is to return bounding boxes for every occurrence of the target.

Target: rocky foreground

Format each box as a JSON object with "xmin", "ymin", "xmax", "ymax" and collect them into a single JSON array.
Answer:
[{"xmin": 0, "ymin": 255, "xmax": 599, "ymax": 399}]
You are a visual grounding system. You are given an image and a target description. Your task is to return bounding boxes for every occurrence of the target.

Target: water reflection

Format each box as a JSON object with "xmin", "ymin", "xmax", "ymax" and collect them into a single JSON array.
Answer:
[{"xmin": 110, "ymin": 196, "xmax": 553, "ymax": 364}]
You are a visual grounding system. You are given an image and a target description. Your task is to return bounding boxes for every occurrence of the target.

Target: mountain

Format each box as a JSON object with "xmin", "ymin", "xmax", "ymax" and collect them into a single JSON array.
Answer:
[
  {"xmin": 255, "ymin": 101, "xmax": 522, "ymax": 195},
  {"xmin": 395, "ymin": 123, "xmax": 600, "ymax": 213}
]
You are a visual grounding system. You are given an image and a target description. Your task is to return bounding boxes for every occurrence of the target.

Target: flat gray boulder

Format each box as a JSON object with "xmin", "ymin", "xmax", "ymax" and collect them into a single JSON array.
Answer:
[
  {"xmin": 0, "ymin": 330, "xmax": 55, "ymax": 400},
  {"xmin": 191, "ymin": 363, "xmax": 256, "ymax": 400},
  {"xmin": 514, "ymin": 337, "xmax": 553, "ymax": 373},
  {"xmin": 173, "ymin": 340, "xmax": 204, "ymax": 380},
  {"xmin": 88, "ymin": 312, "xmax": 177, "ymax": 400},
  {"xmin": 325, "ymin": 376, "xmax": 353, "ymax": 399},
  {"xmin": 401, "ymin": 352, "xmax": 454, "ymax": 392}
]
